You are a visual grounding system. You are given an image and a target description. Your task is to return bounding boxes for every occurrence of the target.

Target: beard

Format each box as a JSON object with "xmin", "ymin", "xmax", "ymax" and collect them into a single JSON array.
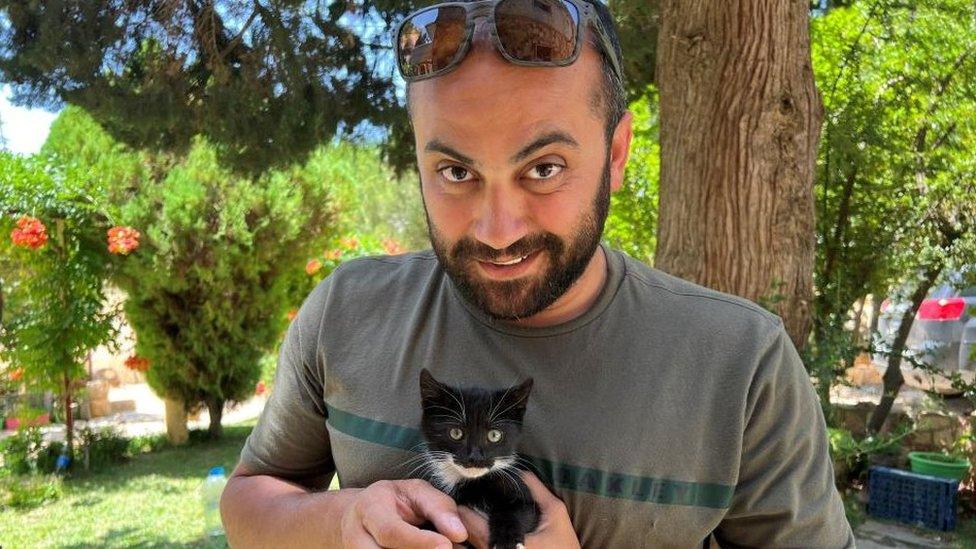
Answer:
[{"xmin": 424, "ymin": 154, "xmax": 611, "ymax": 321}]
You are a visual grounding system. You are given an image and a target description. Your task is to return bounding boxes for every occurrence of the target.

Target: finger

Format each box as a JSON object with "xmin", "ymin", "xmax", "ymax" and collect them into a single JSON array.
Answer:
[
  {"xmin": 401, "ymin": 480, "xmax": 469, "ymax": 543},
  {"xmin": 520, "ymin": 471, "xmax": 562, "ymax": 509},
  {"xmin": 457, "ymin": 506, "xmax": 490, "ymax": 549},
  {"xmin": 361, "ymin": 500, "xmax": 455, "ymax": 549}
]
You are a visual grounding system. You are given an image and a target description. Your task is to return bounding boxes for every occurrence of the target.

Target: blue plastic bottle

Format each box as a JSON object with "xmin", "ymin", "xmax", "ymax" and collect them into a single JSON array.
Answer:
[{"xmin": 201, "ymin": 466, "xmax": 228, "ymax": 537}]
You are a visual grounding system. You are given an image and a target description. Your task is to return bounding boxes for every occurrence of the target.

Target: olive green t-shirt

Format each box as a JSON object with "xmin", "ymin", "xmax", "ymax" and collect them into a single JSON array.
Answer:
[{"xmin": 239, "ymin": 242, "xmax": 855, "ymax": 548}]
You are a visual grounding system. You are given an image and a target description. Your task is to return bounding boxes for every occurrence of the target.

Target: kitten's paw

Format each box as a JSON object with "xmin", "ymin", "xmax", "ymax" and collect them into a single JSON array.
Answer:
[{"xmin": 516, "ymin": 544, "xmax": 525, "ymax": 549}]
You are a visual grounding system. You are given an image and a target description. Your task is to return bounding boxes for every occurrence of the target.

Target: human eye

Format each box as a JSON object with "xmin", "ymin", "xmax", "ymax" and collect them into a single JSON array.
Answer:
[
  {"xmin": 437, "ymin": 164, "xmax": 477, "ymax": 184},
  {"xmin": 524, "ymin": 162, "xmax": 564, "ymax": 180}
]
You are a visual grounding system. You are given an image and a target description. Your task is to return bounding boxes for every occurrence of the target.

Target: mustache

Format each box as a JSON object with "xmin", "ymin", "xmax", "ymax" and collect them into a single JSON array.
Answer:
[{"xmin": 451, "ymin": 233, "xmax": 564, "ymax": 262}]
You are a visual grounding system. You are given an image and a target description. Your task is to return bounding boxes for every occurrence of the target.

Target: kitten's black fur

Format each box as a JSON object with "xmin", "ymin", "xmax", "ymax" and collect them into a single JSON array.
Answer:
[{"xmin": 418, "ymin": 368, "xmax": 540, "ymax": 549}]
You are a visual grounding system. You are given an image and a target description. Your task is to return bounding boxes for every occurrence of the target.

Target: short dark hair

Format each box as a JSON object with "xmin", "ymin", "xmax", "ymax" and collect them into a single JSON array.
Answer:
[
  {"xmin": 404, "ymin": 0, "xmax": 627, "ymax": 148},
  {"xmin": 585, "ymin": 0, "xmax": 627, "ymax": 146}
]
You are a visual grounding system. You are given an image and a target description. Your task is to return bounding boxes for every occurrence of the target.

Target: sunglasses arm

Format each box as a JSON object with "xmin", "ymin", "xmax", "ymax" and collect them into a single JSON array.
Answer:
[{"xmin": 581, "ymin": 8, "xmax": 624, "ymax": 83}]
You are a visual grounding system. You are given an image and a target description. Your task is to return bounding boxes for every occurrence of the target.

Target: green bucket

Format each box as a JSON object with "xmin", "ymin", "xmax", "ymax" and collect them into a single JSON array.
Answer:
[{"xmin": 908, "ymin": 451, "xmax": 971, "ymax": 481}]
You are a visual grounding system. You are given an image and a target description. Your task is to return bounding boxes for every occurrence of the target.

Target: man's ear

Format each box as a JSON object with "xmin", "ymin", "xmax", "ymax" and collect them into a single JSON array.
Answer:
[{"xmin": 609, "ymin": 110, "xmax": 634, "ymax": 193}]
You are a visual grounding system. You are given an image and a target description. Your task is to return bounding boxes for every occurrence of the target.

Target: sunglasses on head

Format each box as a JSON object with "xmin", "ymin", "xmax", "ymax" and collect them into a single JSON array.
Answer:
[{"xmin": 394, "ymin": 0, "xmax": 623, "ymax": 83}]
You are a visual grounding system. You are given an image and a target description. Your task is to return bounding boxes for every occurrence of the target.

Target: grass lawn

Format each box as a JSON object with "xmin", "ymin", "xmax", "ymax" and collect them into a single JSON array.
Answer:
[{"xmin": 0, "ymin": 421, "xmax": 257, "ymax": 548}]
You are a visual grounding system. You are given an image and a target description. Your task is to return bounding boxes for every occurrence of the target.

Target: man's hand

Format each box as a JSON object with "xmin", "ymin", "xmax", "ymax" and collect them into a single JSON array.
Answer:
[
  {"xmin": 340, "ymin": 479, "xmax": 469, "ymax": 549},
  {"xmin": 457, "ymin": 472, "xmax": 580, "ymax": 549}
]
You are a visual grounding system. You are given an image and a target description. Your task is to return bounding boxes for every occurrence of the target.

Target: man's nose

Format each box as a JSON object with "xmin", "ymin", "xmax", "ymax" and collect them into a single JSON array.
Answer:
[{"xmin": 472, "ymin": 184, "xmax": 528, "ymax": 251}]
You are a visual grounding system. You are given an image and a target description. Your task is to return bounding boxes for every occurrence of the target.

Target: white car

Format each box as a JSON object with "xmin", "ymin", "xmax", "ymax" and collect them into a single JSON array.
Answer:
[{"xmin": 872, "ymin": 268, "xmax": 976, "ymax": 392}]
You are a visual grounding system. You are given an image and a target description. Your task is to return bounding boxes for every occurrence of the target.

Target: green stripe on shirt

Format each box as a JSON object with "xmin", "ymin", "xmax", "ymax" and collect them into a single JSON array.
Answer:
[{"xmin": 325, "ymin": 404, "xmax": 733, "ymax": 509}]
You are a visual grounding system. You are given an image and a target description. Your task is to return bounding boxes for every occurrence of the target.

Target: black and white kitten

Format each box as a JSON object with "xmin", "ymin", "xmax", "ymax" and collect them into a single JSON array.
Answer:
[{"xmin": 417, "ymin": 368, "xmax": 540, "ymax": 549}]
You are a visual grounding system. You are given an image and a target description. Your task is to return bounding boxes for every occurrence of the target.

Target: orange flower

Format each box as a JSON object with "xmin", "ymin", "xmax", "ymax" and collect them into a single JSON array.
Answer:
[
  {"xmin": 382, "ymin": 238, "xmax": 405, "ymax": 255},
  {"xmin": 339, "ymin": 236, "xmax": 359, "ymax": 250},
  {"xmin": 286, "ymin": 309, "xmax": 298, "ymax": 321},
  {"xmin": 10, "ymin": 216, "xmax": 48, "ymax": 249},
  {"xmin": 325, "ymin": 249, "xmax": 342, "ymax": 261},
  {"xmin": 255, "ymin": 381, "xmax": 267, "ymax": 396},
  {"xmin": 107, "ymin": 226, "xmax": 141, "ymax": 255},
  {"xmin": 9, "ymin": 368, "xmax": 23, "ymax": 382},
  {"xmin": 305, "ymin": 259, "xmax": 323, "ymax": 275},
  {"xmin": 124, "ymin": 355, "xmax": 151, "ymax": 372}
]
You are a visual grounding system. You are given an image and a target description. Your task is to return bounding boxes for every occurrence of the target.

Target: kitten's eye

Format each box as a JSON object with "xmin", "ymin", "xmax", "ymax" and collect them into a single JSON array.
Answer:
[
  {"xmin": 487, "ymin": 429, "xmax": 504, "ymax": 443},
  {"xmin": 449, "ymin": 428, "xmax": 464, "ymax": 440}
]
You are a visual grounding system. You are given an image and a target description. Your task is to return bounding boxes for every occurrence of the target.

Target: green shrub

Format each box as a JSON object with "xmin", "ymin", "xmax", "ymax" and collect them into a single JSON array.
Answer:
[
  {"xmin": 0, "ymin": 426, "xmax": 44, "ymax": 475},
  {"xmin": 604, "ymin": 86, "xmax": 659, "ymax": 265},
  {"xmin": 77, "ymin": 426, "xmax": 129, "ymax": 471},
  {"xmin": 36, "ymin": 440, "xmax": 65, "ymax": 474},
  {"xmin": 0, "ymin": 150, "xmax": 123, "ymax": 456},
  {"xmin": 829, "ymin": 426, "xmax": 910, "ymax": 487},
  {"xmin": 127, "ymin": 433, "xmax": 170, "ymax": 456},
  {"xmin": 1, "ymin": 424, "xmax": 171, "ymax": 476},
  {"xmin": 258, "ymin": 352, "xmax": 277, "ymax": 394},
  {"xmin": 0, "ymin": 474, "xmax": 62, "ymax": 509},
  {"xmin": 840, "ymin": 488, "xmax": 866, "ymax": 530}
]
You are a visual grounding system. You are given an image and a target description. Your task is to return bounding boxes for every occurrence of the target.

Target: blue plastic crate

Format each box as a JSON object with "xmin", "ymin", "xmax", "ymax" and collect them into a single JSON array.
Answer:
[{"xmin": 867, "ymin": 466, "xmax": 958, "ymax": 531}]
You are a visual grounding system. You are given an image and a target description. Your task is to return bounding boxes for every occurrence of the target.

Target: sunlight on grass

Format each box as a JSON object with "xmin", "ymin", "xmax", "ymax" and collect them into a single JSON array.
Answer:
[{"xmin": 0, "ymin": 421, "xmax": 257, "ymax": 548}]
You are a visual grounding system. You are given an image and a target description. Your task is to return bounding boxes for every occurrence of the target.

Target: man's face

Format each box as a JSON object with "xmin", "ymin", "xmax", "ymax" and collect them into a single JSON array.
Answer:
[{"xmin": 409, "ymin": 28, "xmax": 631, "ymax": 320}]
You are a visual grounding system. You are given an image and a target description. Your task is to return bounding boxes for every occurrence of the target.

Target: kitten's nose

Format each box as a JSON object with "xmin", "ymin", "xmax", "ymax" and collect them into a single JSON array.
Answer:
[{"xmin": 460, "ymin": 448, "xmax": 491, "ymax": 468}]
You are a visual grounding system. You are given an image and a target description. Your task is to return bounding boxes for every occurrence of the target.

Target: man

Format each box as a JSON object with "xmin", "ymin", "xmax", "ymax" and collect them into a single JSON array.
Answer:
[{"xmin": 221, "ymin": 0, "xmax": 855, "ymax": 547}]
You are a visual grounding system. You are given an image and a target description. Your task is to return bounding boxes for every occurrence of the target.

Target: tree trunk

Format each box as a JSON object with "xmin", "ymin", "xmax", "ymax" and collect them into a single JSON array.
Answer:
[
  {"xmin": 851, "ymin": 295, "xmax": 866, "ymax": 347},
  {"xmin": 866, "ymin": 263, "xmax": 943, "ymax": 434},
  {"xmin": 63, "ymin": 372, "xmax": 74, "ymax": 457},
  {"xmin": 164, "ymin": 398, "xmax": 189, "ymax": 445},
  {"xmin": 868, "ymin": 293, "xmax": 881, "ymax": 349},
  {"xmin": 206, "ymin": 398, "xmax": 224, "ymax": 440},
  {"xmin": 655, "ymin": 0, "xmax": 824, "ymax": 350}
]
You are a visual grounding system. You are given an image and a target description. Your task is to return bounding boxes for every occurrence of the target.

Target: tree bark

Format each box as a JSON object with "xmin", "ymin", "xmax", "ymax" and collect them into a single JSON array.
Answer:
[
  {"xmin": 655, "ymin": 1, "xmax": 824, "ymax": 350},
  {"xmin": 63, "ymin": 372, "xmax": 74, "ymax": 458},
  {"xmin": 164, "ymin": 398, "xmax": 189, "ymax": 445},
  {"xmin": 867, "ymin": 293, "xmax": 881, "ymax": 348},
  {"xmin": 851, "ymin": 295, "xmax": 866, "ymax": 347},
  {"xmin": 206, "ymin": 398, "xmax": 224, "ymax": 440}
]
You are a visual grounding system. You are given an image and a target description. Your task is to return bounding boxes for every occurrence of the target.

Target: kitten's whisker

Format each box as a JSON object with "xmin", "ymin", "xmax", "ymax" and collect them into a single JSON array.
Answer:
[
  {"xmin": 487, "ymin": 385, "xmax": 514, "ymax": 423},
  {"xmin": 408, "ymin": 460, "xmax": 437, "ymax": 479},
  {"xmin": 406, "ymin": 441, "xmax": 431, "ymax": 453},
  {"xmin": 397, "ymin": 457, "xmax": 424, "ymax": 470},
  {"xmin": 424, "ymin": 405, "xmax": 466, "ymax": 424},
  {"xmin": 513, "ymin": 456, "xmax": 544, "ymax": 477},
  {"xmin": 497, "ymin": 466, "xmax": 527, "ymax": 500},
  {"xmin": 487, "ymin": 398, "xmax": 522, "ymax": 424},
  {"xmin": 427, "ymin": 414, "xmax": 465, "ymax": 425},
  {"xmin": 441, "ymin": 388, "xmax": 468, "ymax": 422},
  {"xmin": 397, "ymin": 454, "xmax": 432, "ymax": 471}
]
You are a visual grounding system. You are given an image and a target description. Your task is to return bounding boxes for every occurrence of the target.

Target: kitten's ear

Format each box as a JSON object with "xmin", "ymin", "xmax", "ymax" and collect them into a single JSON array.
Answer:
[
  {"xmin": 508, "ymin": 377, "xmax": 534, "ymax": 411},
  {"xmin": 419, "ymin": 368, "xmax": 446, "ymax": 402}
]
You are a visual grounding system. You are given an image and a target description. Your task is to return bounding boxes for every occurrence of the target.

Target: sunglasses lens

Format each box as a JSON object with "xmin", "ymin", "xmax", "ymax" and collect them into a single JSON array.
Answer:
[
  {"xmin": 398, "ymin": 6, "xmax": 468, "ymax": 79},
  {"xmin": 495, "ymin": 0, "xmax": 579, "ymax": 64}
]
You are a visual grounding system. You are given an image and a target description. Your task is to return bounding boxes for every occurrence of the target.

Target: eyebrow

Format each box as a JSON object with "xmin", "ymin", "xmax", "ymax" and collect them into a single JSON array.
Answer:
[
  {"xmin": 511, "ymin": 131, "xmax": 579, "ymax": 163},
  {"xmin": 424, "ymin": 130, "xmax": 580, "ymax": 167},
  {"xmin": 425, "ymin": 140, "xmax": 478, "ymax": 167}
]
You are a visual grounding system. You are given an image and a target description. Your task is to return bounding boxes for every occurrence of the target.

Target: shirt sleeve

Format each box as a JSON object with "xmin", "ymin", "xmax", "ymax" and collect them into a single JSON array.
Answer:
[
  {"xmin": 238, "ymin": 282, "xmax": 335, "ymax": 488},
  {"xmin": 714, "ymin": 321, "xmax": 855, "ymax": 548}
]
